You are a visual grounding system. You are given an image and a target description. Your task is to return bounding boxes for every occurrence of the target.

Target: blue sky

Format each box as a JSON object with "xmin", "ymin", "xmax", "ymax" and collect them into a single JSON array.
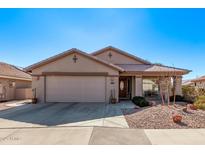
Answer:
[{"xmin": 0, "ymin": 9, "xmax": 204, "ymax": 79}]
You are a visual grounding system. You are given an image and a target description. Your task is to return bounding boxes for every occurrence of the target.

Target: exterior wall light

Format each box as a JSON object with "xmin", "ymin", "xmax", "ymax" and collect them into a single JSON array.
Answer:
[{"xmin": 110, "ymin": 78, "xmax": 115, "ymax": 85}]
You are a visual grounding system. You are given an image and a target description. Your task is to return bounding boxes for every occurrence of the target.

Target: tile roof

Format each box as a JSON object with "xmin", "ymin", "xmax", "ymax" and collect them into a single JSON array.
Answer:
[
  {"xmin": 192, "ymin": 76, "xmax": 205, "ymax": 82},
  {"xmin": 0, "ymin": 62, "xmax": 31, "ymax": 80},
  {"xmin": 24, "ymin": 47, "xmax": 190, "ymax": 76},
  {"xmin": 182, "ymin": 80, "xmax": 194, "ymax": 86},
  {"xmin": 116, "ymin": 64, "xmax": 190, "ymax": 75}
]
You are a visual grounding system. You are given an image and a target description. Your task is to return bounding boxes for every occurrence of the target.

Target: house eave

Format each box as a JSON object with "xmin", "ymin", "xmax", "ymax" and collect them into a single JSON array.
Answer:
[
  {"xmin": 91, "ymin": 46, "xmax": 152, "ymax": 65},
  {"xmin": 120, "ymin": 71, "xmax": 189, "ymax": 76},
  {"xmin": 0, "ymin": 75, "xmax": 32, "ymax": 81}
]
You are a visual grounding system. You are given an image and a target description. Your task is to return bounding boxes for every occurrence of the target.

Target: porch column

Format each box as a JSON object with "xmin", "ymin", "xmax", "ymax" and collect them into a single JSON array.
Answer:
[
  {"xmin": 175, "ymin": 76, "xmax": 182, "ymax": 96},
  {"xmin": 135, "ymin": 76, "xmax": 143, "ymax": 96}
]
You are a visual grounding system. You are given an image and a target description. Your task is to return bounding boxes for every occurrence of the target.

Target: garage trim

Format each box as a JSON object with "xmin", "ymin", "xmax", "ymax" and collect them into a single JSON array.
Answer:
[
  {"xmin": 32, "ymin": 73, "xmax": 119, "ymax": 77},
  {"xmin": 42, "ymin": 72, "xmax": 108, "ymax": 76},
  {"xmin": 44, "ymin": 76, "xmax": 46, "ymax": 103}
]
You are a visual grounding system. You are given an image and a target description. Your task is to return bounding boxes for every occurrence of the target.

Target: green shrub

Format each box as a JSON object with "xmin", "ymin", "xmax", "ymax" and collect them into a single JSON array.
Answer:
[
  {"xmin": 170, "ymin": 95, "xmax": 184, "ymax": 102},
  {"xmin": 182, "ymin": 85, "xmax": 197, "ymax": 103},
  {"xmin": 132, "ymin": 96, "xmax": 149, "ymax": 107},
  {"xmin": 197, "ymin": 95, "xmax": 205, "ymax": 100},
  {"xmin": 194, "ymin": 95, "xmax": 205, "ymax": 110}
]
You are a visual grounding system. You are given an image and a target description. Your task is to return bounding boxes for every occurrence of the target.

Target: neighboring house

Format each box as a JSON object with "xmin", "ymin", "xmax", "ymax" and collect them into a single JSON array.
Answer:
[
  {"xmin": 0, "ymin": 62, "xmax": 32, "ymax": 101},
  {"xmin": 191, "ymin": 76, "xmax": 205, "ymax": 89},
  {"xmin": 25, "ymin": 46, "xmax": 190, "ymax": 103},
  {"xmin": 182, "ymin": 80, "xmax": 195, "ymax": 86}
]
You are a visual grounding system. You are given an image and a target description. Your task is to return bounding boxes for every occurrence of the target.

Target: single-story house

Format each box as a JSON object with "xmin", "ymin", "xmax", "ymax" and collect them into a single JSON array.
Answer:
[
  {"xmin": 25, "ymin": 46, "xmax": 190, "ymax": 103},
  {"xmin": 0, "ymin": 62, "xmax": 32, "ymax": 101},
  {"xmin": 191, "ymin": 76, "xmax": 205, "ymax": 89},
  {"xmin": 182, "ymin": 79, "xmax": 195, "ymax": 87}
]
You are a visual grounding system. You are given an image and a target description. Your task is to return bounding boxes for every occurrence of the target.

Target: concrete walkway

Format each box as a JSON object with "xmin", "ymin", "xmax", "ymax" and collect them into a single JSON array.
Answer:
[
  {"xmin": 0, "ymin": 99, "xmax": 32, "ymax": 111},
  {"xmin": 1, "ymin": 126, "xmax": 205, "ymax": 145}
]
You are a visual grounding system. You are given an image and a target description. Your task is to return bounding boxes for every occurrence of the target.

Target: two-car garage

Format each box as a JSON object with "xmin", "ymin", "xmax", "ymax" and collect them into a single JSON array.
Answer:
[
  {"xmin": 46, "ymin": 76, "xmax": 106, "ymax": 103},
  {"xmin": 27, "ymin": 49, "xmax": 120, "ymax": 103}
]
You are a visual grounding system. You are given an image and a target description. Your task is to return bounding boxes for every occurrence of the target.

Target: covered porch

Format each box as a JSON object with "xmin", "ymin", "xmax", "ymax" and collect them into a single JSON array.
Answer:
[
  {"xmin": 119, "ymin": 75, "xmax": 183, "ymax": 100},
  {"xmin": 117, "ymin": 64, "xmax": 190, "ymax": 101}
]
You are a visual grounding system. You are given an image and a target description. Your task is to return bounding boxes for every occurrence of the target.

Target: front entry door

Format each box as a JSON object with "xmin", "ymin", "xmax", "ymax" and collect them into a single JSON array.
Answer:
[{"xmin": 119, "ymin": 77, "xmax": 131, "ymax": 99}]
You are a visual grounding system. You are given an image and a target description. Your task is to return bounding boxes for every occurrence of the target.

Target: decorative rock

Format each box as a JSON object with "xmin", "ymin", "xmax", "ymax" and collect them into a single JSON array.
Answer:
[
  {"xmin": 182, "ymin": 107, "xmax": 188, "ymax": 113},
  {"xmin": 123, "ymin": 102, "xmax": 205, "ymax": 129},
  {"xmin": 149, "ymin": 101, "xmax": 157, "ymax": 106},
  {"xmin": 173, "ymin": 115, "xmax": 182, "ymax": 123},
  {"xmin": 189, "ymin": 104, "xmax": 197, "ymax": 110}
]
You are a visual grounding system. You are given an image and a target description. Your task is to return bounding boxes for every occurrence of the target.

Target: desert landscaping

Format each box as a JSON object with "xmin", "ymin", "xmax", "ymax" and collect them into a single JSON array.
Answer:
[{"xmin": 123, "ymin": 102, "xmax": 205, "ymax": 129}]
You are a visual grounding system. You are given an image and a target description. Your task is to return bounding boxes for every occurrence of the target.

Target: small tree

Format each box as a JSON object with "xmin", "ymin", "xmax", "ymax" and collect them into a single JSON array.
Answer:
[
  {"xmin": 158, "ymin": 75, "xmax": 171, "ymax": 106},
  {"xmin": 172, "ymin": 65, "xmax": 177, "ymax": 106},
  {"xmin": 172, "ymin": 76, "xmax": 177, "ymax": 106}
]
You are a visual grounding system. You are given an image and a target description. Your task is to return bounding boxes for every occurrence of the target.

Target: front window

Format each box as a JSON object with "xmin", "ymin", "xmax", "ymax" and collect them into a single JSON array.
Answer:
[
  {"xmin": 143, "ymin": 79, "xmax": 159, "ymax": 97},
  {"xmin": 120, "ymin": 81, "xmax": 124, "ymax": 91}
]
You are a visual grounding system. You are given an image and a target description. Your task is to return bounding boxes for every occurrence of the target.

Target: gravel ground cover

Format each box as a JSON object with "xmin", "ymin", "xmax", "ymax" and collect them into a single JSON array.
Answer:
[{"xmin": 123, "ymin": 102, "xmax": 205, "ymax": 129}]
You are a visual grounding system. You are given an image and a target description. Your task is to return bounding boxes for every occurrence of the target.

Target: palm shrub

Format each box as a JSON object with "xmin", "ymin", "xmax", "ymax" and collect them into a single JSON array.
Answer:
[{"xmin": 132, "ymin": 96, "xmax": 149, "ymax": 107}]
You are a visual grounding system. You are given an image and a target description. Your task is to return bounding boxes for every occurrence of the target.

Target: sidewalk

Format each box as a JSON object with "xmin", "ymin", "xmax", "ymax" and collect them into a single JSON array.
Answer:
[
  {"xmin": 0, "ymin": 100, "xmax": 31, "ymax": 111},
  {"xmin": 1, "ymin": 126, "xmax": 205, "ymax": 145},
  {"xmin": 145, "ymin": 129, "xmax": 205, "ymax": 145}
]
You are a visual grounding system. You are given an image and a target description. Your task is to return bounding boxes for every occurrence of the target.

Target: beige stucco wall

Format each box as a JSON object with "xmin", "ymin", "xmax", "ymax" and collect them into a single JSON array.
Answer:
[
  {"xmin": 135, "ymin": 77, "xmax": 143, "ymax": 96},
  {"xmin": 0, "ymin": 78, "xmax": 31, "ymax": 101},
  {"xmin": 32, "ymin": 76, "xmax": 44, "ymax": 102},
  {"xmin": 15, "ymin": 88, "xmax": 32, "ymax": 100},
  {"xmin": 94, "ymin": 49, "xmax": 144, "ymax": 64},
  {"xmin": 106, "ymin": 76, "xmax": 119, "ymax": 103},
  {"xmin": 0, "ymin": 78, "xmax": 15, "ymax": 101},
  {"xmin": 195, "ymin": 81, "xmax": 205, "ymax": 89},
  {"xmin": 31, "ymin": 53, "xmax": 119, "ymax": 103},
  {"xmin": 32, "ymin": 53, "xmax": 119, "ymax": 75},
  {"xmin": 131, "ymin": 76, "xmax": 135, "ymax": 99},
  {"xmin": 175, "ymin": 76, "xmax": 182, "ymax": 96},
  {"xmin": 15, "ymin": 80, "xmax": 31, "ymax": 89}
]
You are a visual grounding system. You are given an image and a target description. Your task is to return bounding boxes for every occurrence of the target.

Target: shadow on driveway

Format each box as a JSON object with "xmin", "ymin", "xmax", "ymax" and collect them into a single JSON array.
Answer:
[{"xmin": 0, "ymin": 102, "xmax": 129, "ymax": 127}]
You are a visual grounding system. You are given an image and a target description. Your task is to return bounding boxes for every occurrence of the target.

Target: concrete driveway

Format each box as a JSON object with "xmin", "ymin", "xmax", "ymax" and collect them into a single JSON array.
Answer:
[
  {"xmin": 0, "ymin": 101, "xmax": 152, "ymax": 145},
  {"xmin": 0, "ymin": 102, "xmax": 134, "ymax": 129}
]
